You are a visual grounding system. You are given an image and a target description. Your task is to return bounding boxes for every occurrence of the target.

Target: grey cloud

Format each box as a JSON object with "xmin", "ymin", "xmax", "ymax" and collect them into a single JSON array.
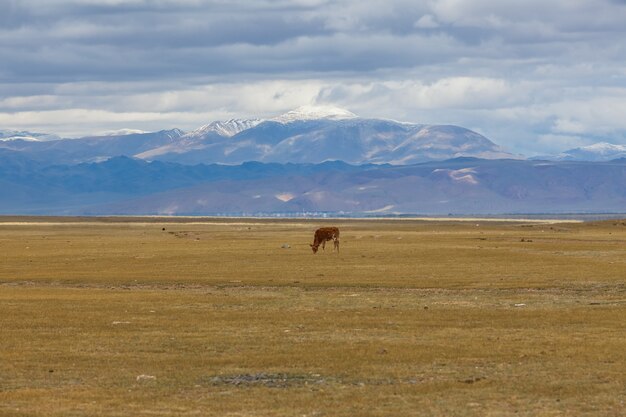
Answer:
[
  {"xmin": 3, "ymin": 0, "xmax": 626, "ymax": 83},
  {"xmin": 1, "ymin": 0, "xmax": 626, "ymax": 155},
  {"xmin": 0, "ymin": 0, "xmax": 31, "ymax": 29}
]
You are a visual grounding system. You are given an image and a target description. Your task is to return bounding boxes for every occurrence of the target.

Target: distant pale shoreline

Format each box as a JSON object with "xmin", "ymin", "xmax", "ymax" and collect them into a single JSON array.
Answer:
[{"xmin": 0, "ymin": 215, "xmax": 592, "ymax": 226}]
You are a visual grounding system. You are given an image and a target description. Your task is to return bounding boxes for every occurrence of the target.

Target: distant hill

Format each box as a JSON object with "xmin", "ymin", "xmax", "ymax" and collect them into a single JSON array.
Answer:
[
  {"xmin": 0, "ymin": 129, "xmax": 62, "ymax": 142},
  {"xmin": 533, "ymin": 142, "xmax": 626, "ymax": 162},
  {"xmin": 0, "ymin": 129, "xmax": 185, "ymax": 165},
  {"xmin": 2, "ymin": 152, "xmax": 625, "ymax": 216}
]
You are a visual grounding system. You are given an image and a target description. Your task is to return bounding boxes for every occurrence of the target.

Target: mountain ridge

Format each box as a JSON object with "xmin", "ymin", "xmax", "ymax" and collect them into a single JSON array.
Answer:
[
  {"xmin": 0, "ymin": 107, "xmax": 514, "ymax": 165},
  {"xmin": 2, "ymin": 154, "xmax": 625, "ymax": 216},
  {"xmin": 533, "ymin": 142, "xmax": 626, "ymax": 162},
  {"xmin": 4, "ymin": 108, "xmax": 626, "ymax": 163}
]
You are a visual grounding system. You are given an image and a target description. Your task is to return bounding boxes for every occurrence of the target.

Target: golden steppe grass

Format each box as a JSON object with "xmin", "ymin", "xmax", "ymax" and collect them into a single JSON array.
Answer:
[{"xmin": 0, "ymin": 217, "xmax": 625, "ymax": 416}]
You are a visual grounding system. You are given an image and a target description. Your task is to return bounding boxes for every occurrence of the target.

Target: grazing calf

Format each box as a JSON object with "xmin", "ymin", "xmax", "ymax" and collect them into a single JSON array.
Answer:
[{"xmin": 310, "ymin": 227, "xmax": 340, "ymax": 254}]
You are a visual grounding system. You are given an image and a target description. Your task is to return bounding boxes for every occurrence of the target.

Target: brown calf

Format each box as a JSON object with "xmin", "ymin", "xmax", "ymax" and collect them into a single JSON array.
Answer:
[{"xmin": 310, "ymin": 227, "xmax": 340, "ymax": 254}]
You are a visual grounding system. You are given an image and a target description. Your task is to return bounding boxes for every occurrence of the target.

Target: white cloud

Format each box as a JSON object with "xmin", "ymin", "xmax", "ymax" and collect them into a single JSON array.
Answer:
[
  {"xmin": 399, "ymin": 77, "xmax": 514, "ymax": 109},
  {"xmin": 553, "ymin": 118, "xmax": 589, "ymax": 135},
  {"xmin": 536, "ymin": 134, "xmax": 589, "ymax": 153}
]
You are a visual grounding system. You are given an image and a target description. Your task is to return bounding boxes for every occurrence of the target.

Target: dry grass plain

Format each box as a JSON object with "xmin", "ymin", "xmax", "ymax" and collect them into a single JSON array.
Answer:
[{"xmin": 0, "ymin": 217, "xmax": 625, "ymax": 416}]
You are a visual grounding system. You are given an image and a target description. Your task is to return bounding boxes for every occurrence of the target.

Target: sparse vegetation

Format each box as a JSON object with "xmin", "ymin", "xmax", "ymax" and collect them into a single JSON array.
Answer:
[{"xmin": 1, "ymin": 217, "xmax": 625, "ymax": 416}]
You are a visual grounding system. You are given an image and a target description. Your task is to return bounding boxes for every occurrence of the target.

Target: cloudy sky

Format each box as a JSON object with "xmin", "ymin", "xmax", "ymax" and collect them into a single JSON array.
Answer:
[{"xmin": 1, "ymin": 0, "xmax": 626, "ymax": 155}]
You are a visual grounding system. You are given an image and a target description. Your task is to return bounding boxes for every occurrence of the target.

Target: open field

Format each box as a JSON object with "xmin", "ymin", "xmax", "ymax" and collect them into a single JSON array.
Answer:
[{"xmin": 1, "ymin": 217, "xmax": 625, "ymax": 416}]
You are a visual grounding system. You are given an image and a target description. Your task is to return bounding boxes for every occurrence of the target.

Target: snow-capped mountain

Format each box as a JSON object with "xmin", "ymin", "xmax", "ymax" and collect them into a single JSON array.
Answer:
[
  {"xmin": 271, "ymin": 105, "xmax": 358, "ymax": 123},
  {"xmin": 139, "ymin": 107, "xmax": 513, "ymax": 165},
  {"xmin": 547, "ymin": 142, "xmax": 626, "ymax": 162},
  {"xmin": 0, "ymin": 129, "xmax": 185, "ymax": 164},
  {"xmin": 0, "ymin": 129, "xmax": 61, "ymax": 142},
  {"xmin": 383, "ymin": 124, "xmax": 512, "ymax": 164},
  {"xmin": 190, "ymin": 119, "xmax": 263, "ymax": 138},
  {"xmin": 179, "ymin": 106, "xmax": 357, "ymax": 141},
  {"xmin": 1, "ymin": 107, "xmax": 514, "ymax": 165},
  {"xmin": 134, "ymin": 119, "xmax": 264, "ymax": 160},
  {"xmin": 100, "ymin": 129, "xmax": 149, "ymax": 136}
]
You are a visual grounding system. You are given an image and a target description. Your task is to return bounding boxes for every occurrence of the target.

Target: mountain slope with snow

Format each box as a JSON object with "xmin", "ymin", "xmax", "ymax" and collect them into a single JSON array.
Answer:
[
  {"xmin": 0, "ymin": 129, "xmax": 62, "ymax": 142},
  {"xmin": 3, "ymin": 107, "xmax": 514, "ymax": 165},
  {"xmin": 271, "ymin": 105, "xmax": 358, "ymax": 123},
  {"xmin": 190, "ymin": 119, "xmax": 263, "ymax": 138},
  {"xmin": 551, "ymin": 142, "xmax": 626, "ymax": 161},
  {"xmin": 143, "ymin": 108, "xmax": 514, "ymax": 165},
  {"xmin": 0, "ymin": 129, "xmax": 185, "ymax": 164}
]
